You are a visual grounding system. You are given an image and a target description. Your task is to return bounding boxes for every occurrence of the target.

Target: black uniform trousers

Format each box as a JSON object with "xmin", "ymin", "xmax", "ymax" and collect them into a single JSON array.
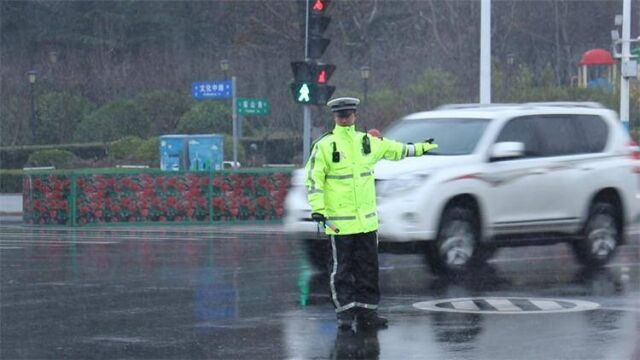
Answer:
[{"xmin": 330, "ymin": 231, "xmax": 380, "ymax": 314}]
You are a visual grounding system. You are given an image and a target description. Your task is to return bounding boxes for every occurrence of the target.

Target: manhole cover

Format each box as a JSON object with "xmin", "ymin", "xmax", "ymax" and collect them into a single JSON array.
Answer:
[{"xmin": 413, "ymin": 297, "xmax": 600, "ymax": 314}]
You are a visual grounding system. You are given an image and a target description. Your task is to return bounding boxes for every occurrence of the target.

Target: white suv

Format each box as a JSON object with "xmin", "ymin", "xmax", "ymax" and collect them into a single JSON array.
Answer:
[{"xmin": 284, "ymin": 102, "xmax": 640, "ymax": 274}]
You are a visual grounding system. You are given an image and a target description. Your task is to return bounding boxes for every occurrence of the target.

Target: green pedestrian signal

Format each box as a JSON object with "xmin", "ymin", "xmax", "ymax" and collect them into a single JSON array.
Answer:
[
  {"xmin": 290, "ymin": 61, "xmax": 336, "ymax": 105},
  {"xmin": 290, "ymin": 82, "xmax": 335, "ymax": 105},
  {"xmin": 298, "ymin": 83, "xmax": 311, "ymax": 102}
]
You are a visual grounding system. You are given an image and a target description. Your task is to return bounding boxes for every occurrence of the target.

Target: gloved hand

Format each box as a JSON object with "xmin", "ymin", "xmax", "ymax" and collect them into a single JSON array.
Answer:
[
  {"xmin": 418, "ymin": 140, "xmax": 439, "ymax": 155},
  {"xmin": 311, "ymin": 212, "xmax": 327, "ymax": 223}
]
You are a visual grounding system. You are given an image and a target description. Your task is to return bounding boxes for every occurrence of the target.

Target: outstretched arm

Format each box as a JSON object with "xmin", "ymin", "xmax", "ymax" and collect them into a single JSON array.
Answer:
[{"xmin": 373, "ymin": 136, "xmax": 439, "ymax": 161}]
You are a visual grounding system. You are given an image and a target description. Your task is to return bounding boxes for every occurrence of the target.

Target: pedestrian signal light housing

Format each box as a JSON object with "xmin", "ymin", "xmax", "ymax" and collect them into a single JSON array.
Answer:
[{"xmin": 290, "ymin": 61, "xmax": 336, "ymax": 105}]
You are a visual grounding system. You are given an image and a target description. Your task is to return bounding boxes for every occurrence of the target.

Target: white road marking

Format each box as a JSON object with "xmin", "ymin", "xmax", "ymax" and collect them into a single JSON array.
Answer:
[
  {"xmin": 414, "ymin": 297, "xmax": 600, "ymax": 315},
  {"xmin": 529, "ymin": 300, "xmax": 564, "ymax": 311},
  {"xmin": 0, "ymin": 240, "xmax": 118, "ymax": 245},
  {"xmin": 598, "ymin": 306, "xmax": 640, "ymax": 313},
  {"xmin": 451, "ymin": 300, "xmax": 480, "ymax": 311},
  {"xmin": 485, "ymin": 298, "xmax": 522, "ymax": 312}
]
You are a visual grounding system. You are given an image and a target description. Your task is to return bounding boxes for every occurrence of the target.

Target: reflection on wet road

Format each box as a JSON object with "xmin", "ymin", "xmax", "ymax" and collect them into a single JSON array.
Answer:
[{"xmin": 1, "ymin": 225, "xmax": 638, "ymax": 359}]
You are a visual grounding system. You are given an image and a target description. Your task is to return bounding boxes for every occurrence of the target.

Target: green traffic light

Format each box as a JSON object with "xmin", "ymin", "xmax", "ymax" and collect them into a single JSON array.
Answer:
[
  {"xmin": 298, "ymin": 83, "xmax": 311, "ymax": 103},
  {"xmin": 290, "ymin": 81, "xmax": 334, "ymax": 105}
]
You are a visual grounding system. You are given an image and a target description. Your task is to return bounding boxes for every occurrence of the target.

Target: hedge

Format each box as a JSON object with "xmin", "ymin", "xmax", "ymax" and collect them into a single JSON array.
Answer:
[
  {"xmin": 27, "ymin": 149, "xmax": 76, "ymax": 168},
  {"xmin": 0, "ymin": 143, "xmax": 107, "ymax": 169},
  {"xmin": 0, "ymin": 169, "xmax": 23, "ymax": 193}
]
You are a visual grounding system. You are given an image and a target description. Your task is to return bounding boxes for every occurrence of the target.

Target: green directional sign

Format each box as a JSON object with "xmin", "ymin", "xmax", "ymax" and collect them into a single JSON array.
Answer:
[{"xmin": 237, "ymin": 98, "xmax": 269, "ymax": 116}]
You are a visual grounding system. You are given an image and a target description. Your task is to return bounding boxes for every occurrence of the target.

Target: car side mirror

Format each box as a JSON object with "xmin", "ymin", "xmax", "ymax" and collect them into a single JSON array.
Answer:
[{"xmin": 490, "ymin": 142, "xmax": 525, "ymax": 160}]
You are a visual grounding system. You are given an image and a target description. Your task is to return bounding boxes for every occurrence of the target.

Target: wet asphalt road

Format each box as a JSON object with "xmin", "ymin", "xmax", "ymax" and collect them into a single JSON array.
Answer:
[{"xmin": 0, "ymin": 224, "xmax": 638, "ymax": 360}]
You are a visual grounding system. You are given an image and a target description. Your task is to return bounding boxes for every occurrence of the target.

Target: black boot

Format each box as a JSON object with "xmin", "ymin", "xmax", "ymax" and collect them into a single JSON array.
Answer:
[
  {"xmin": 356, "ymin": 309, "xmax": 388, "ymax": 329},
  {"xmin": 336, "ymin": 309, "xmax": 355, "ymax": 331}
]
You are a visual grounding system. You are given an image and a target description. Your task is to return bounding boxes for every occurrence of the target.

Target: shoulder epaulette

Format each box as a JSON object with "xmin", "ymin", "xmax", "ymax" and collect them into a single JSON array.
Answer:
[
  {"xmin": 308, "ymin": 131, "xmax": 333, "ymax": 156},
  {"xmin": 312, "ymin": 131, "xmax": 333, "ymax": 147}
]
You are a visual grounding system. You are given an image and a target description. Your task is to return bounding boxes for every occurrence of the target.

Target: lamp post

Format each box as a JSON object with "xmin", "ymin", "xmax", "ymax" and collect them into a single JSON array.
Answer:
[
  {"xmin": 610, "ymin": 1, "xmax": 638, "ymax": 131},
  {"xmin": 48, "ymin": 50, "xmax": 58, "ymax": 64},
  {"xmin": 506, "ymin": 53, "xmax": 515, "ymax": 92},
  {"xmin": 360, "ymin": 66, "xmax": 370, "ymax": 103},
  {"xmin": 27, "ymin": 70, "xmax": 37, "ymax": 144},
  {"xmin": 220, "ymin": 59, "xmax": 230, "ymax": 81}
]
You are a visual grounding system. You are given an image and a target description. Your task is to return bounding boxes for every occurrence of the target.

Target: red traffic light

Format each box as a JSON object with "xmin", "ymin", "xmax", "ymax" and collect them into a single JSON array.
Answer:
[
  {"xmin": 307, "ymin": 0, "xmax": 331, "ymax": 59},
  {"xmin": 317, "ymin": 70, "xmax": 327, "ymax": 84},
  {"xmin": 315, "ymin": 64, "xmax": 335, "ymax": 84},
  {"xmin": 312, "ymin": 0, "xmax": 329, "ymax": 12},
  {"xmin": 291, "ymin": 61, "xmax": 335, "ymax": 84}
]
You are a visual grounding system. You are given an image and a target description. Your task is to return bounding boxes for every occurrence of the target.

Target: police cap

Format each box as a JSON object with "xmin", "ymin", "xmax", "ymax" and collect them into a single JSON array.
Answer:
[{"xmin": 327, "ymin": 97, "xmax": 360, "ymax": 112}]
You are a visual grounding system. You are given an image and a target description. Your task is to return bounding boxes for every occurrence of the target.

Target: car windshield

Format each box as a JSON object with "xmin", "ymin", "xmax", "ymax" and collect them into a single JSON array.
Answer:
[{"xmin": 383, "ymin": 118, "xmax": 490, "ymax": 155}]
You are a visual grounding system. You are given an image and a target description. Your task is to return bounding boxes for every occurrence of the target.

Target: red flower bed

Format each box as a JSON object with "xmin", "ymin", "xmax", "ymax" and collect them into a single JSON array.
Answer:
[
  {"xmin": 212, "ymin": 172, "xmax": 290, "ymax": 221},
  {"xmin": 76, "ymin": 173, "xmax": 210, "ymax": 225},
  {"xmin": 23, "ymin": 170, "xmax": 292, "ymax": 225},
  {"xmin": 23, "ymin": 175, "xmax": 71, "ymax": 225}
]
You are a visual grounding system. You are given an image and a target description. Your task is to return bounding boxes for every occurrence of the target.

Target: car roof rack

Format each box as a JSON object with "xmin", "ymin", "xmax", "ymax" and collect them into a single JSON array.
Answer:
[
  {"xmin": 436, "ymin": 102, "xmax": 604, "ymax": 110},
  {"xmin": 522, "ymin": 101, "xmax": 604, "ymax": 108},
  {"xmin": 435, "ymin": 103, "xmax": 514, "ymax": 110}
]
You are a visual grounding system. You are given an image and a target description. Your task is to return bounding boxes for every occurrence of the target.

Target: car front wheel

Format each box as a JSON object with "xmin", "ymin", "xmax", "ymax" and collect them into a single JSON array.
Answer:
[{"xmin": 426, "ymin": 206, "xmax": 480, "ymax": 275}]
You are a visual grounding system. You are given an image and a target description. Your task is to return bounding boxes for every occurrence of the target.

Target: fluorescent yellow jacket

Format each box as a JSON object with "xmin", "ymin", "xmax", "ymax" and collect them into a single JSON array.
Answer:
[{"xmin": 304, "ymin": 124, "xmax": 435, "ymax": 235}]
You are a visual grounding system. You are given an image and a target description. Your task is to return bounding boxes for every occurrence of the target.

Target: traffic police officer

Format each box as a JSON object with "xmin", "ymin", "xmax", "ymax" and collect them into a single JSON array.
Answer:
[{"xmin": 304, "ymin": 97, "xmax": 438, "ymax": 330}]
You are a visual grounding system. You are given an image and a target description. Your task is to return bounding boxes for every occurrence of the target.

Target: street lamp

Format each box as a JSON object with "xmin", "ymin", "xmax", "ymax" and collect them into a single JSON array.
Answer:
[
  {"xmin": 360, "ymin": 66, "xmax": 370, "ymax": 103},
  {"xmin": 220, "ymin": 59, "xmax": 230, "ymax": 81},
  {"xmin": 611, "ymin": 2, "xmax": 638, "ymax": 130},
  {"xmin": 505, "ymin": 53, "xmax": 516, "ymax": 91},
  {"xmin": 48, "ymin": 50, "xmax": 58, "ymax": 64},
  {"xmin": 27, "ymin": 70, "xmax": 37, "ymax": 144}
]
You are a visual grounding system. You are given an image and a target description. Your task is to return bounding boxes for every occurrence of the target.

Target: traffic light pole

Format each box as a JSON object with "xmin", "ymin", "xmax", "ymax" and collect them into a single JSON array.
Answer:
[
  {"xmin": 303, "ymin": 106, "xmax": 311, "ymax": 164},
  {"xmin": 302, "ymin": 0, "xmax": 311, "ymax": 165}
]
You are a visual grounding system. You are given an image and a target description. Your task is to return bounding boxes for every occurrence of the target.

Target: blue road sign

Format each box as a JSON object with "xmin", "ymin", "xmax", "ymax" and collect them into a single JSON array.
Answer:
[{"xmin": 192, "ymin": 81, "xmax": 232, "ymax": 99}]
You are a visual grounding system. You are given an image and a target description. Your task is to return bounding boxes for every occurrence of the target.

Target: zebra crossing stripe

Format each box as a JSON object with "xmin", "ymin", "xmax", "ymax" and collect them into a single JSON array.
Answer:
[
  {"xmin": 413, "ymin": 297, "xmax": 600, "ymax": 314},
  {"xmin": 485, "ymin": 299, "xmax": 522, "ymax": 312},
  {"xmin": 529, "ymin": 300, "xmax": 564, "ymax": 311},
  {"xmin": 451, "ymin": 300, "xmax": 479, "ymax": 311}
]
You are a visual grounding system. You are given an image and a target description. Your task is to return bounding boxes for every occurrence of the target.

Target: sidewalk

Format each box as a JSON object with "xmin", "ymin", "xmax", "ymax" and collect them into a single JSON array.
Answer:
[
  {"xmin": 0, "ymin": 194, "xmax": 22, "ymax": 214},
  {"xmin": 0, "ymin": 193, "xmax": 22, "ymax": 223}
]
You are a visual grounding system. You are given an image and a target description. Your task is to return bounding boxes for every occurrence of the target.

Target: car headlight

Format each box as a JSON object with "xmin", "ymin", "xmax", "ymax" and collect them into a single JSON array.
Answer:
[{"xmin": 376, "ymin": 174, "xmax": 428, "ymax": 197}]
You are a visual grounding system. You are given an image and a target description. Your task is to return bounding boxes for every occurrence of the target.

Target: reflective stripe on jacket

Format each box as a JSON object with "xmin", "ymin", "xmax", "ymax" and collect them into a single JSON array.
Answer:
[{"xmin": 304, "ymin": 124, "xmax": 408, "ymax": 235}]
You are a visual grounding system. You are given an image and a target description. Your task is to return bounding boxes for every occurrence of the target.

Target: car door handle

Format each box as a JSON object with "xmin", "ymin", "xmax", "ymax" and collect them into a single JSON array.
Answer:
[{"xmin": 529, "ymin": 168, "xmax": 549, "ymax": 175}]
